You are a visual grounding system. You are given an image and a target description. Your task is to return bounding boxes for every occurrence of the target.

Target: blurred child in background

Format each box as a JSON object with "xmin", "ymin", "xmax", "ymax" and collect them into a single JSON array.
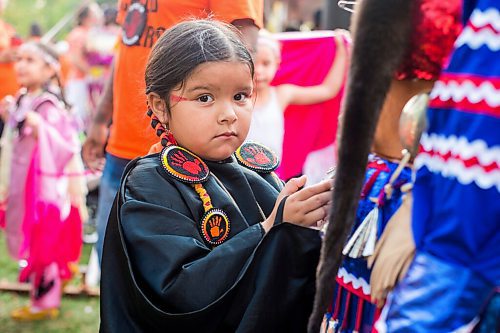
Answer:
[
  {"xmin": 65, "ymin": 3, "xmax": 102, "ymax": 131},
  {"xmin": 246, "ymin": 30, "xmax": 349, "ymax": 161},
  {"xmin": 0, "ymin": 41, "xmax": 85, "ymax": 321},
  {"xmin": 85, "ymin": 5, "xmax": 120, "ymax": 121}
]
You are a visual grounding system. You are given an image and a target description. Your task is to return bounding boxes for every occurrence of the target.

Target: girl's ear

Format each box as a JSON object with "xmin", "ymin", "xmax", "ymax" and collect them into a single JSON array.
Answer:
[{"xmin": 147, "ymin": 92, "xmax": 169, "ymax": 124}]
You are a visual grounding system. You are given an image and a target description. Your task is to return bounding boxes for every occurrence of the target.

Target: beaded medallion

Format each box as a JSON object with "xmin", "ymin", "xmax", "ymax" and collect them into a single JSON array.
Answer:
[
  {"xmin": 200, "ymin": 208, "xmax": 231, "ymax": 246},
  {"xmin": 160, "ymin": 145, "xmax": 209, "ymax": 183},
  {"xmin": 235, "ymin": 142, "xmax": 279, "ymax": 173}
]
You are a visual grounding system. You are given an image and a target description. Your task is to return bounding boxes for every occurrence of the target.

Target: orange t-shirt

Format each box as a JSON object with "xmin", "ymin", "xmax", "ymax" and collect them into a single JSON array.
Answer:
[
  {"xmin": 0, "ymin": 20, "xmax": 19, "ymax": 99},
  {"xmin": 107, "ymin": 0, "xmax": 263, "ymax": 159}
]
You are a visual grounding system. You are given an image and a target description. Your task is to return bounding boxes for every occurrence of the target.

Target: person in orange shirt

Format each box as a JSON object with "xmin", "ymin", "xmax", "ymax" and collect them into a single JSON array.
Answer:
[
  {"xmin": 0, "ymin": 0, "xmax": 20, "ymax": 137},
  {"xmin": 82, "ymin": 0, "xmax": 263, "ymax": 263},
  {"xmin": 0, "ymin": 0, "xmax": 20, "ymax": 101}
]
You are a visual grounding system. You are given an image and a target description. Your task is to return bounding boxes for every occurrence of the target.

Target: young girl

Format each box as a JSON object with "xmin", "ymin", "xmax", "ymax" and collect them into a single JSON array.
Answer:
[
  {"xmin": 246, "ymin": 30, "xmax": 349, "ymax": 161},
  {"xmin": 100, "ymin": 20, "xmax": 333, "ymax": 332},
  {"xmin": 0, "ymin": 42, "xmax": 84, "ymax": 321}
]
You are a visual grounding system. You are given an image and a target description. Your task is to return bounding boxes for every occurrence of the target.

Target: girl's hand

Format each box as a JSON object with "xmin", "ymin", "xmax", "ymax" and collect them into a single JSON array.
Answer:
[
  {"xmin": 261, "ymin": 176, "xmax": 333, "ymax": 232},
  {"xmin": 283, "ymin": 177, "xmax": 333, "ymax": 227},
  {"xmin": 0, "ymin": 95, "xmax": 15, "ymax": 121},
  {"xmin": 333, "ymin": 29, "xmax": 352, "ymax": 59},
  {"xmin": 333, "ymin": 29, "xmax": 352, "ymax": 46},
  {"xmin": 24, "ymin": 111, "xmax": 42, "ymax": 136}
]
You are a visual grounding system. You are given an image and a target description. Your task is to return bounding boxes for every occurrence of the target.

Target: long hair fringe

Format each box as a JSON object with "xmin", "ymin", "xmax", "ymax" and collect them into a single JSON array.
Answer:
[{"xmin": 308, "ymin": 0, "xmax": 414, "ymax": 331}]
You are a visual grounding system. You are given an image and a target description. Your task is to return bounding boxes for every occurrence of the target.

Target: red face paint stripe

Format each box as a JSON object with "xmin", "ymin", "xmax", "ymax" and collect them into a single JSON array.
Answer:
[{"xmin": 170, "ymin": 94, "xmax": 188, "ymax": 103}]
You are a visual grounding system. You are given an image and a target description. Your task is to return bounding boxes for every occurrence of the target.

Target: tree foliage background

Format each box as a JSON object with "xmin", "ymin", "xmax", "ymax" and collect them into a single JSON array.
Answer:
[{"xmin": 3, "ymin": 0, "xmax": 115, "ymax": 41}]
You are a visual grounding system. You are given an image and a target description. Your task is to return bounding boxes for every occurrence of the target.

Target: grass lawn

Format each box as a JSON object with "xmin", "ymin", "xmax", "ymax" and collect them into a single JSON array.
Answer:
[
  {"xmin": 3, "ymin": 0, "xmax": 111, "ymax": 39},
  {"xmin": 0, "ymin": 231, "xmax": 100, "ymax": 333}
]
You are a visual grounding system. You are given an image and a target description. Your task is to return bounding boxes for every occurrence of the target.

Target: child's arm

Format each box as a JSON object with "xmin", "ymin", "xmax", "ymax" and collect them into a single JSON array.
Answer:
[{"xmin": 276, "ymin": 30, "xmax": 350, "ymax": 109}]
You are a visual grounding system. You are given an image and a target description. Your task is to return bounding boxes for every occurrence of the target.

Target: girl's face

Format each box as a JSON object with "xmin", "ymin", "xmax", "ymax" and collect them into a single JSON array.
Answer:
[
  {"xmin": 14, "ymin": 47, "xmax": 55, "ymax": 91},
  {"xmin": 162, "ymin": 61, "xmax": 254, "ymax": 161},
  {"xmin": 254, "ymin": 44, "xmax": 280, "ymax": 91}
]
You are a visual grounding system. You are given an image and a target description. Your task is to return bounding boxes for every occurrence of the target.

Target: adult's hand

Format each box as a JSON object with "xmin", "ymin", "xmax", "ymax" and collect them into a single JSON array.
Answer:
[{"xmin": 82, "ymin": 122, "xmax": 108, "ymax": 171}]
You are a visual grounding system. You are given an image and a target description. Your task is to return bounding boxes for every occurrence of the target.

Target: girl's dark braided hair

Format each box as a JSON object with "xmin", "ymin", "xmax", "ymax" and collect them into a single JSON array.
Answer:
[{"xmin": 147, "ymin": 108, "xmax": 170, "ymax": 147}]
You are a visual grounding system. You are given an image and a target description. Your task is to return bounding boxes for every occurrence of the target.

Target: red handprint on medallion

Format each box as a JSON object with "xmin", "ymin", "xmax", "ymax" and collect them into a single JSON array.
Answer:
[
  {"xmin": 235, "ymin": 142, "xmax": 279, "ymax": 173},
  {"xmin": 245, "ymin": 146, "xmax": 271, "ymax": 164},
  {"xmin": 171, "ymin": 151, "xmax": 202, "ymax": 175},
  {"xmin": 161, "ymin": 146, "xmax": 209, "ymax": 183}
]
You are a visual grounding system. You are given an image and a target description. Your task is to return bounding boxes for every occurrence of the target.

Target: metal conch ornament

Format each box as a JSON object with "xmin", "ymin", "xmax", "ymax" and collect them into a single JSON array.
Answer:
[
  {"xmin": 337, "ymin": 1, "xmax": 357, "ymax": 13},
  {"xmin": 398, "ymin": 93, "xmax": 429, "ymax": 158}
]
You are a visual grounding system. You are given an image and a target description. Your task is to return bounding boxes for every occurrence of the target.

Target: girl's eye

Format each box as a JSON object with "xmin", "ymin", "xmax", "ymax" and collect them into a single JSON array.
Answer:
[
  {"xmin": 234, "ymin": 93, "xmax": 250, "ymax": 102},
  {"xmin": 197, "ymin": 95, "xmax": 214, "ymax": 103}
]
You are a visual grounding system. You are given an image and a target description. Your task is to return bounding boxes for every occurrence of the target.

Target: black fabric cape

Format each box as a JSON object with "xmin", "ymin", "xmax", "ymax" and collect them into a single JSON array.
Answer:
[{"xmin": 100, "ymin": 154, "xmax": 321, "ymax": 333}]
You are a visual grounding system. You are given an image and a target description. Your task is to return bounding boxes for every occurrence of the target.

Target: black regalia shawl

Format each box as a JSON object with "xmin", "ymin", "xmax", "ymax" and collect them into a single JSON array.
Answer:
[{"xmin": 100, "ymin": 154, "xmax": 321, "ymax": 332}]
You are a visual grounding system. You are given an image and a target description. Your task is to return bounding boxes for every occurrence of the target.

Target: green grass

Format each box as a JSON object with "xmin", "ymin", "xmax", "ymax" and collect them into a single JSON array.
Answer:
[{"xmin": 0, "ymin": 231, "xmax": 100, "ymax": 332}]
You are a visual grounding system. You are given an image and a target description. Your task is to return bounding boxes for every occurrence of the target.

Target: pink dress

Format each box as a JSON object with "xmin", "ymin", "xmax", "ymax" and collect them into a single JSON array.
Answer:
[{"xmin": 1, "ymin": 90, "xmax": 83, "ymax": 307}]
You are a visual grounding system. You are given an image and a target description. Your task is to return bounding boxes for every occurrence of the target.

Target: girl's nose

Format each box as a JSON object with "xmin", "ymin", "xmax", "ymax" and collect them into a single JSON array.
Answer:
[{"xmin": 218, "ymin": 101, "xmax": 238, "ymax": 123}]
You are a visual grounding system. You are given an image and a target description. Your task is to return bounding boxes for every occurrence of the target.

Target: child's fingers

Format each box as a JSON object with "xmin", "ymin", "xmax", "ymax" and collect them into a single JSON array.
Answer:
[
  {"xmin": 301, "ymin": 205, "xmax": 330, "ymax": 227},
  {"xmin": 301, "ymin": 192, "xmax": 332, "ymax": 214},
  {"xmin": 293, "ymin": 179, "xmax": 333, "ymax": 201},
  {"xmin": 333, "ymin": 29, "xmax": 351, "ymax": 41},
  {"xmin": 281, "ymin": 175, "xmax": 307, "ymax": 196},
  {"xmin": 335, "ymin": 35, "xmax": 352, "ymax": 53}
]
